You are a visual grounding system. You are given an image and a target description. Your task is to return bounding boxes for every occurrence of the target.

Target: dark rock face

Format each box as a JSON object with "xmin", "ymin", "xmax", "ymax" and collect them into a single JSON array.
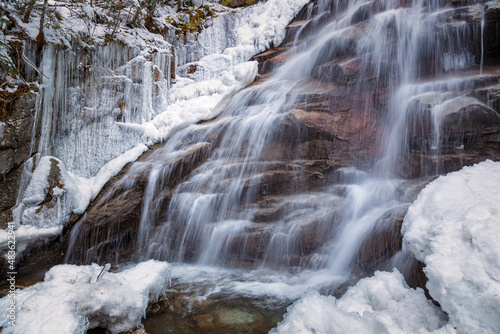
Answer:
[
  {"xmin": 0, "ymin": 91, "xmax": 37, "ymax": 228},
  {"xmin": 485, "ymin": 1, "xmax": 500, "ymax": 64},
  {"xmin": 402, "ymin": 90, "xmax": 500, "ymax": 178}
]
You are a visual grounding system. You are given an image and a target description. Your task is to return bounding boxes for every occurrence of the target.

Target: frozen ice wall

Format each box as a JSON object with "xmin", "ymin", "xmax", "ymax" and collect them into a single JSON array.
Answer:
[
  {"xmin": 33, "ymin": 42, "xmax": 171, "ymax": 178},
  {"xmin": 176, "ymin": 0, "xmax": 309, "ymax": 72}
]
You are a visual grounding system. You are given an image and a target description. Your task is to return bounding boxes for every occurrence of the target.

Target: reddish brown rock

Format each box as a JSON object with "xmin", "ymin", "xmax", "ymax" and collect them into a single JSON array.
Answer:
[
  {"xmin": 252, "ymin": 47, "xmax": 297, "ymax": 76},
  {"xmin": 68, "ymin": 142, "xmax": 213, "ymax": 264}
]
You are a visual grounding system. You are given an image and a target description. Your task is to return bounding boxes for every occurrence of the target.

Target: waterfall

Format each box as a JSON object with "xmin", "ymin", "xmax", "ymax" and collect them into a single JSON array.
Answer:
[{"xmin": 64, "ymin": 0, "xmax": 499, "ymax": 316}]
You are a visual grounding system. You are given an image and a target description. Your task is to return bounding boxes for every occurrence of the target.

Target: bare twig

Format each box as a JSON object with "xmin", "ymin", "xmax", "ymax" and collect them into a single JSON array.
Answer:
[
  {"xmin": 21, "ymin": 52, "xmax": 49, "ymax": 79},
  {"xmin": 0, "ymin": 73, "xmax": 16, "ymax": 88},
  {"xmin": 96, "ymin": 265, "xmax": 106, "ymax": 282}
]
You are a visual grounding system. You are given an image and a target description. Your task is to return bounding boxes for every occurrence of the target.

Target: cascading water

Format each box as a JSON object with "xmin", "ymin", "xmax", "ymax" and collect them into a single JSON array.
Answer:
[{"xmin": 64, "ymin": 0, "xmax": 499, "ymax": 331}]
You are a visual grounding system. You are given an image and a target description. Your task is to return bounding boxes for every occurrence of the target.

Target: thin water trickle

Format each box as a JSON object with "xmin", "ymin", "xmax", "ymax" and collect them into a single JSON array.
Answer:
[{"xmin": 481, "ymin": 13, "xmax": 485, "ymax": 75}]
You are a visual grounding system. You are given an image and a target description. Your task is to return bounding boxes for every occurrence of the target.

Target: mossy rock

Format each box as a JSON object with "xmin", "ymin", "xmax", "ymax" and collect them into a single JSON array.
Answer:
[
  {"xmin": 167, "ymin": 5, "xmax": 220, "ymax": 37},
  {"xmin": 0, "ymin": 84, "xmax": 37, "ymax": 122},
  {"xmin": 221, "ymin": 0, "xmax": 260, "ymax": 8}
]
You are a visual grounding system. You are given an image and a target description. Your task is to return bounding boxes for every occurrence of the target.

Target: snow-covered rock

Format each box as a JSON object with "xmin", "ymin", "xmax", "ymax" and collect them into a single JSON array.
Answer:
[
  {"xmin": 273, "ymin": 160, "xmax": 500, "ymax": 334},
  {"xmin": 271, "ymin": 270, "xmax": 454, "ymax": 334},
  {"xmin": 0, "ymin": 260, "xmax": 171, "ymax": 334},
  {"xmin": 403, "ymin": 159, "xmax": 500, "ymax": 334}
]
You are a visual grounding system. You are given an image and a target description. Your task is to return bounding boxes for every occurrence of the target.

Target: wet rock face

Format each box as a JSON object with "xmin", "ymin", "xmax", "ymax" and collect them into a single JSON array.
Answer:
[
  {"xmin": 68, "ymin": 142, "xmax": 213, "ymax": 264},
  {"xmin": 227, "ymin": 0, "xmax": 500, "ymax": 273},
  {"xmin": 403, "ymin": 88, "xmax": 500, "ymax": 178}
]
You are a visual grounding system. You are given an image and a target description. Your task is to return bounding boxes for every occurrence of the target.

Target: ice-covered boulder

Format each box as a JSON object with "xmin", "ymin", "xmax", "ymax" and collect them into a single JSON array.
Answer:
[
  {"xmin": 271, "ymin": 270, "xmax": 454, "ymax": 334},
  {"xmin": 403, "ymin": 159, "xmax": 500, "ymax": 334},
  {"xmin": 0, "ymin": 260, "xmax": 170, "ymax": 334}
]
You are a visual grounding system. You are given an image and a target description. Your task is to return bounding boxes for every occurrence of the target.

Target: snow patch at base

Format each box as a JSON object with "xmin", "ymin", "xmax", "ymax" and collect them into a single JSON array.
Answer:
[
  {"xmin": 403, "ymin": 159, "xmax": 500, "ymax": 334},
  {"xmin": 0, "ymin": 260, "xmax": 170, "ymax": 334},
  {"xmin": 271, "ymin": 270, "xmax": 453, "ymax": 334}
]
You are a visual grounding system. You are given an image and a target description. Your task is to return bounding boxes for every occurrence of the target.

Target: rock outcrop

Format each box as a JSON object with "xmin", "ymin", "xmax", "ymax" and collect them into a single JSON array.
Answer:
[{"xmin": 0, "ymin": 88, "xmax": 38, "ymax": 227}]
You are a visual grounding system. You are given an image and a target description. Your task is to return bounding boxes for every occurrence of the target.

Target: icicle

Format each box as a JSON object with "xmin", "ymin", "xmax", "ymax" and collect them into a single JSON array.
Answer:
[{"xmin": 37, "ymin": 45, "xmax": 56, "ymax": 156}]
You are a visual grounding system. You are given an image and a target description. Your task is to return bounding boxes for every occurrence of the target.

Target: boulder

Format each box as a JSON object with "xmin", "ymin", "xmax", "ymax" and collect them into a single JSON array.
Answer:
[
  {"xmin": 357, "ymin": 205, "xmax": 408, "ymax": 273},
  {"xmin": 474, "ymin": 83, "xmax": 500, "ymax": 112}
]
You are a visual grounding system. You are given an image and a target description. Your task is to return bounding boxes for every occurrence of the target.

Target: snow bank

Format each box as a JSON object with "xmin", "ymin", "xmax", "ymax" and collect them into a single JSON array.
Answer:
[
  {"xmin": 0, "ymin": 260, "xmax": 170, "ymax": 334},
  {"xmin": 402, "ymin": 160, "xmax": 500, "ymax": 334},
  {"xmin": 222, "ymin": 0, "xmax": 310, "ymax": 64},
  {"xmin": 271, "ymin": 270, "xmax": 454, "ymax": 334}
]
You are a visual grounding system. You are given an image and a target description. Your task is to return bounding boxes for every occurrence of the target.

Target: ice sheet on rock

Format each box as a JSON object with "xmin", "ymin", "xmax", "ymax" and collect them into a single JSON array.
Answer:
[
  {"xmin": 402, "ymin": 160, "xmax": 500, "ymax": 334},
  {"xmin": 2, "ymin": 156, "xmax": 77, "ymax": 255},
  {"xmin": 0, "ymin": 225, "xmax": 61, "ymax": 256},
  {"xmin": 19, "ymin": 156, "xmax": 54, "ymax": 208},
  {"xmin": 271, "ymin": 270, "xmax": 454, "ymax": 334},
  {"xmin": 0, "ymin": 260, "xmax": 171, "ymax": 334},
  {"xmin": 67, "ymin": 143, "xmax": 149, "ymax": 214}
]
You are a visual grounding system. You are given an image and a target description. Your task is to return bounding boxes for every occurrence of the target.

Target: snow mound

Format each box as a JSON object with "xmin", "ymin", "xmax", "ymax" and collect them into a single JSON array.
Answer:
[
  {"xmin": 271, "ymin": 270, "xmax": 453, "ymax": 334},
  {"xmin": 222, "ymin": 0, "xmax": 310, "ymax": 64},
  {"xmin": 0, "ymin": 260, "xmax": 170, "ymax": 334},
  {"xmin": 403, "ymin": 159, "xmax": 500, "ymax": 334}
]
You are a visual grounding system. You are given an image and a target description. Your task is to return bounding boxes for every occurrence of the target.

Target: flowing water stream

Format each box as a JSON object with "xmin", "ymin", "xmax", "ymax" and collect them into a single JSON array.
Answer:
[{"xmin": 64, "ymin": 0, "xmax": 499, "ymax": 332}]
